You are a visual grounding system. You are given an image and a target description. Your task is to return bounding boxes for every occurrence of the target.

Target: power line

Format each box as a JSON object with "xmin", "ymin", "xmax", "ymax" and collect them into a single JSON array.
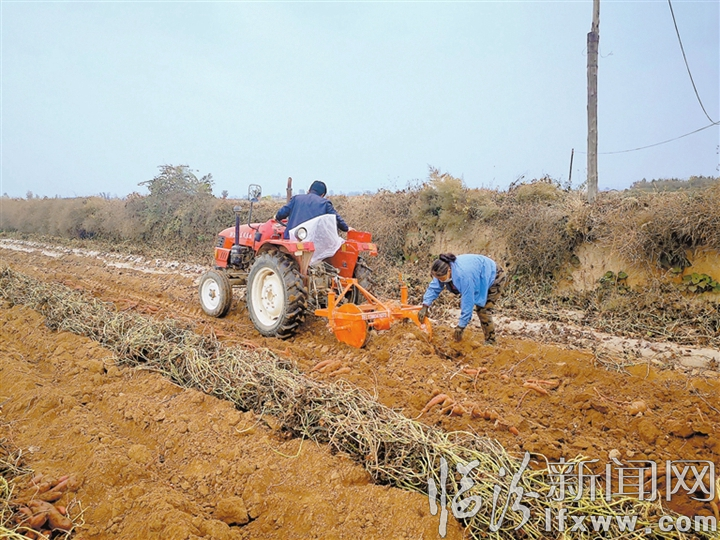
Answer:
[
  {"xmin": 579, "ymin": 0, "xmax": 720, "ymax": 157},
  {"xmin": 599, "ymin": 121, "xmax": 719, "ymax": 155},
  {"xmin": 667, "ymin": 0, "xmax": 717, "ymax": 124},
  {"xmin": 577, "ymin": 121, "xmax": 719, "ymax": 155}
]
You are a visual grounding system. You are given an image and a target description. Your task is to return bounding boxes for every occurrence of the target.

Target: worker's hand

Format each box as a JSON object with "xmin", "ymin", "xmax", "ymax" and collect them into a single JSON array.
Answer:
[
  {"xmin": 418, "ymin": 305, "xmax": 429, "ymax": 323},
  {"xmin": 453, "ymin": 326, "xmax": 465, "ymax": 342},
  {"xmin": 347, "ymin": 227, "xmax": 356, "ymax": 232}
]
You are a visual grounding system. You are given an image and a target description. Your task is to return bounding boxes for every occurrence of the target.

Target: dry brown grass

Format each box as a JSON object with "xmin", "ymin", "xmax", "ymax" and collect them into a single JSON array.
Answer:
[
  {"xmin": 4, "ymin": 177, "xmax": 719, "ymax": 281},
  {"xmin": 499, "ymin": 202, "xmax": 580, "ymax": 278},
  {"xmin": 334, "ymin": 190, "xmax": 417, "ymax": 263},
  {"xmin": 596, "ymin": 185, "xmax": 720, "ymax": 270},
  {"xmin": 3, "ymin": 175, "xmax": 720, "ymax": 348},
  {"xmin": 513, "ymin": 182, "xmax": 563, "ymax": 203}
]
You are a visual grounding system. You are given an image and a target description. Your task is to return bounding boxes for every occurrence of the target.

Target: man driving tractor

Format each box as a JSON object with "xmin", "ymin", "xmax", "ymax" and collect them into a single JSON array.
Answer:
[
  {"xmin": 275, "ymin": 180, "xmax": 354, "ymax": 238},
  {"xmin": 199, "ymin": 181, "xmax": 428, "ymax": 347}
]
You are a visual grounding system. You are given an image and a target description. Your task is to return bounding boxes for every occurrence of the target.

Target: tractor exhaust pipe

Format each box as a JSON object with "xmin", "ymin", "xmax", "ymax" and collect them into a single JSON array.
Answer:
[
  {"xmin": 286, "ymin": 176, "xmax": 293, "ymax": 203},
  {"xmin": 233, "ymin": 207, "xmax": 241, "ymax": 246},
  {"xmin": 246, "ymin": 184, "xmax": 263, "ymax": 245}
]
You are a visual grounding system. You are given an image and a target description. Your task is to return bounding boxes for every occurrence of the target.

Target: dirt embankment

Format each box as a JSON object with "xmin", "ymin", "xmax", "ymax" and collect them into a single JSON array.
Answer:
[{"xmin": 2, "ymin": 242, "xmax": 719, "ymax": 527}]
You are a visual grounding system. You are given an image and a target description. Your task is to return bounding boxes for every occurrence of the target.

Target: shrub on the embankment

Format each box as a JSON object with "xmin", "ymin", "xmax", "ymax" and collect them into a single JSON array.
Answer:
[{"xmin": 2, "ymin": 167, "xmax": 720, "ymax": 284}]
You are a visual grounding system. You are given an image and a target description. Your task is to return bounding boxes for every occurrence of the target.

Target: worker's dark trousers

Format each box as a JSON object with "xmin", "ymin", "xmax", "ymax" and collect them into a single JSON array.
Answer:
[{"xmin": 474, "ymin": 267, "xmax": 507, "ymax": 343}]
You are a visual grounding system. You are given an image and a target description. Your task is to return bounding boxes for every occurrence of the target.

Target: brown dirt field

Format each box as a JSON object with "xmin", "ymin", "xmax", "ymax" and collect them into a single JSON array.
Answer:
[
  {"xmin": 0, "ymin": 304, "xmax": 463, "ymax": 540},
  {"xmin": 2, "ymin": 244, "xmax": 719, "ymax": 537}
]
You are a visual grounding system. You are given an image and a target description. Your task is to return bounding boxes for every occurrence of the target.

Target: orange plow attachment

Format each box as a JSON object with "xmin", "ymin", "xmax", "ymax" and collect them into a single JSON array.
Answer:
[{"xmin": 314, "ymin": 277, "xmax": 432, "ymax": 348}]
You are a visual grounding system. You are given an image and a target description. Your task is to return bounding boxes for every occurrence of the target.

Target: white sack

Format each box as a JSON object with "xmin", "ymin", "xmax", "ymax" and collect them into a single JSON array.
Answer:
[{"xmin": 288, "ymin": 214, "xmax": 344, "ymax": 266}]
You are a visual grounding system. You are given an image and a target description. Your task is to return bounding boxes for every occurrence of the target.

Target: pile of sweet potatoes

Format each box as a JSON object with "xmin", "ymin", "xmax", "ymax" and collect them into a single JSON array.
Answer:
[{"xmin": 12, "ymin": 473, "xmax": 80, "ymax": 539}]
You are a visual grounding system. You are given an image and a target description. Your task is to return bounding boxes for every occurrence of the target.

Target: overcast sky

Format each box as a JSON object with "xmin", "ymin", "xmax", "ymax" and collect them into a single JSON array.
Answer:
[{"xmin": 1, "ymin": 0, "xmax": 718, "ymax": 199}]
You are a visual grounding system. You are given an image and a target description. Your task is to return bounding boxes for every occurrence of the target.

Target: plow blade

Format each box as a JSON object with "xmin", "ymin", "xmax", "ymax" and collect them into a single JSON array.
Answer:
[
  {"xmin": 314, "ymin": 277, "xmax": 432, "ymax": 348},
  {"xmin": 330, "ymin": 304, "xmax": 368, "ymax": 348}
]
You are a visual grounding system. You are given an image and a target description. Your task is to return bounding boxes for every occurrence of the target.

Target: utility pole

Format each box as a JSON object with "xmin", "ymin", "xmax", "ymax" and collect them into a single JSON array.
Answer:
[{"xmin": 587, "ymin": 0, "xmax": 600, "ymax": 202}]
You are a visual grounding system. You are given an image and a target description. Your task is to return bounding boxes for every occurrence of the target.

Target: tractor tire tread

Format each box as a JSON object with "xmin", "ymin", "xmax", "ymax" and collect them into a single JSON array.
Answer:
[
  {"xmin": 347, "ymin": 257, "xmax": 375, "ymax": 304},
  {"xmin": 247, "ymin": 251, "xmax": 307, "ymax": 339}
]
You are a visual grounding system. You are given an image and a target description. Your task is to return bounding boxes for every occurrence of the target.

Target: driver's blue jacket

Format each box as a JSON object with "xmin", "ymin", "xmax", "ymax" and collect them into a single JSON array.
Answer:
[{"xmin": 275, "ymin": 193, "xmax": 349, "ymax": 239}]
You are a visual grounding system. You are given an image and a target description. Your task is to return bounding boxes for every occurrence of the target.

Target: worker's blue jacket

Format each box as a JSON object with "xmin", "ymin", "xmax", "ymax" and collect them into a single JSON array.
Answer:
[
  {"xmin": 422, "ymin": 254, "xmax": 497, "ymax": 328},
  {"xmin": 275, "ymin": 193, "xmax": 349, "ymax": 239}
]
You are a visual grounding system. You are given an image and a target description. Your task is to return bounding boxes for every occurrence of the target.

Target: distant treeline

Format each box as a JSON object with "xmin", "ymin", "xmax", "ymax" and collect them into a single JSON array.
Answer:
[
  {"xmin": 2, "ymin": 166, "xmax": 720, "ymax": 282},
  {"xmin": 629, "ymin": 175, "xmax": 718, "ymax": 192}
]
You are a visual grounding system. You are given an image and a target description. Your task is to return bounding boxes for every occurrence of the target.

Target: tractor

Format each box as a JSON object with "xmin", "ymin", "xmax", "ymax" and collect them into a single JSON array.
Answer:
[{"xmin": 198, "ymin": 184, "xmax": 430, "ymax": 347}]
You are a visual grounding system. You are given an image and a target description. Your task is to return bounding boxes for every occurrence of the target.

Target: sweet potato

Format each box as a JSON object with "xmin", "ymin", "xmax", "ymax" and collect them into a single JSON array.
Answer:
[
  {"xmin": 419, "ymin": 394, "xmax": 450, "ymax": 416},
  {"xmin": 65, "ymin": 476, "xmax": 81, "ymax": 492},
  {"xmin": 32, "ymin": 481, "xmax": 53, "ymax": 495},
  {"xmin": 27, "ymin": 500, "xmax": 52, "ymax": 512},
  {"xmin": 525, "ymin": 379, "xmax": 560, "ymax": 389},
  {"xmin": 523, "ymin": 382, "xmax": 549, "ymax": 396},
  {"xmin": 509, "ymin": 426, "xmax": 520, "ymax": 436},
  {"xmin": 15, "ymin": 505, "xmax": 32, "ymax": 524},
  {"xmin": 319, "ymin": 360, "xmax": 342, "ymax": 373},
  {"xmin": 311, "ymin": 359, "xmax": 333, "ymax": 372},
  {"xmin": 47, "ymin": 509, "xmax": 73, "ymax": 531},
  {"xmin": 51, "ymin": 477, "xmax": 70, "ymax": 492},
  {"xmin": 28, "ymin": 500, "xmax": 72, "ymax": 531},
  {"xmin": 462, "ymin": 367, "xmax": 488, "ymax": 376},
  {"xmin": 449, "ymin": 404, "xmax": 466, "ymax": 417},
  {"xmin": 38, "ymin": 489, "xmax": 64, "ymax": 502},
  {"xmin": 28, "ymin": 512, "xmax": 48, "ymax": 530}
]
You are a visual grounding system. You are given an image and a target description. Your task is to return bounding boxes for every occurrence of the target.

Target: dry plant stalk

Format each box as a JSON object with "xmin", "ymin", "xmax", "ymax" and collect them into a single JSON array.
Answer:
[{"xmin": 0, "ymin": 267, "xmax": 710, "ymax": 540}]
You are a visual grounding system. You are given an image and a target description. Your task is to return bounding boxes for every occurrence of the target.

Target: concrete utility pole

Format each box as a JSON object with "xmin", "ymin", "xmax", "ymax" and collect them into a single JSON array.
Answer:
[{"xmin": 587, "ymin": 0, "xmax": 600, "ymax": 202}]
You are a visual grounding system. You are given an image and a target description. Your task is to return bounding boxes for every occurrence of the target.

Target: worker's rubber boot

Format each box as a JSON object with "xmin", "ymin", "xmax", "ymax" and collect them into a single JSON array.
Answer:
[{"xmin": 483, "ymin": 323, "xmax": 496, "ymax": 345}]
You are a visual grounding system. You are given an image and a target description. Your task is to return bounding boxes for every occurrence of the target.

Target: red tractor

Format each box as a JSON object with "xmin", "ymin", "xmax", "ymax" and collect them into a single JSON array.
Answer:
[{"xmin": 198, "ymin": 184, "xmax": 430, "ymax": 347}]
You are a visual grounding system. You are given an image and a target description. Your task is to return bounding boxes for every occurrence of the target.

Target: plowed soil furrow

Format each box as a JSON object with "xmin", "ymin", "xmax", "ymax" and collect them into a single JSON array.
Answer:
[
  {"xmin": 1, "ymin": 303, "xmax": 464, "ymax": 540},
  {"xmin": 2, "ymin": 246, "xmax": 719, "ymax": 520}
]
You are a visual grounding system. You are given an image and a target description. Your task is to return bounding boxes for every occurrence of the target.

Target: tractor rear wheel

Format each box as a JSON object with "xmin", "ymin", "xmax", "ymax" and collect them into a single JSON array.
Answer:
[
  {"xmin": 198, "ymin": 270, "xmax": 233, "ymax": 318},
  {"xmin": 347, "ymin": 257, "xmax": 374, "ymax": 304},
  {"xmin": 247, "ymin": 251, "xmax": 307, "ymax": 338}
]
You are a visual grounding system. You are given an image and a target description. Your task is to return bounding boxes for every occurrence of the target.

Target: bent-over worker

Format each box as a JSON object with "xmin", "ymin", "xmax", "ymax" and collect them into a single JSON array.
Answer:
[{"xmin": 417, "ymin": 253, "xmax": 506, "ymax": 343}]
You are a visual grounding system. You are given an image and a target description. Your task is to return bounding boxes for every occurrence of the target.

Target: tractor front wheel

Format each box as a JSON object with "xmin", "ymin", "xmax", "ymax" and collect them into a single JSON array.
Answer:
[
  {"xmin": 198, "ymin": 269, "xmax": 233, "ymax": 318},
  {"xmin": 247, "ymin": 251, "xmax": 307, "ymax": 338}
]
